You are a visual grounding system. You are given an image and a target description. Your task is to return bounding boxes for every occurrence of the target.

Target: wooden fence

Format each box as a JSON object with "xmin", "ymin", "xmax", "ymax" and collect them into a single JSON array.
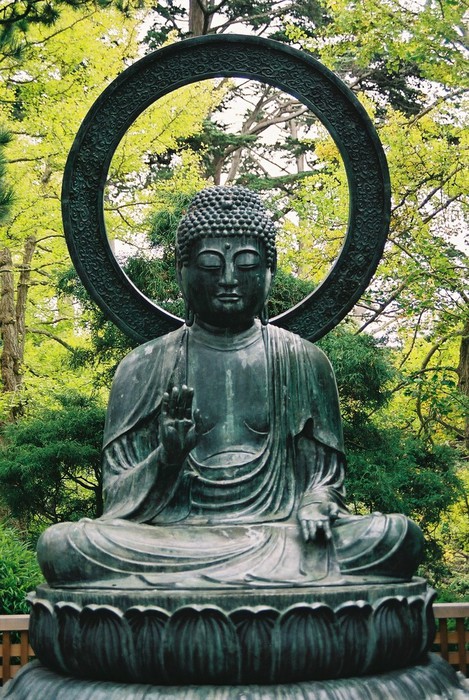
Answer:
[
  {"xmin": 433, "ymin": 603, "xmax": 469, "ymax": 677},
  {"xmin": 1, "ymin": 605, "xmax": 468, "ymax": 686},
  {"xmin": 0, "ymin": 615, "xmax": 32, "ymax": 686}
]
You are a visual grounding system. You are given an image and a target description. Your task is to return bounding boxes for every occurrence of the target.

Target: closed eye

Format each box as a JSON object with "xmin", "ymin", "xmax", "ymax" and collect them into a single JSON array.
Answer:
[
  {"xmin": 235, "ymin": 251, "xmax": 260, "ymax": 269},
  {"xmin": 197, "ymin": 252, "xmax": 223, "ymax": 269}
]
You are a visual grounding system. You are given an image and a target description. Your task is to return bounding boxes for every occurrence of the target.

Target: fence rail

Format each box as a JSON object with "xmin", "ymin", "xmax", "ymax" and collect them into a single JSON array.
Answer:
[
  {"xmin": 433, "ymin": 603, "xmax": 469, "ymax": 677},
  {"xmin": 1, "ymin": 605, "xmax": 468, "ymax": 685},
  {"xmin": 0, "ymin": 615, "xmax": 33, "ymax": 686}
]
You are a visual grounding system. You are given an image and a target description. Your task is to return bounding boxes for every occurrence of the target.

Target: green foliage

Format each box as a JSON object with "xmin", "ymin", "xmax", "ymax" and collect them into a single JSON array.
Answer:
[
  {"xmin": 436, "ymin": 574, "xmax": 469, "ymax": 603},
  {"xmin": 288, "ymin": 0, "xmax": 468, "ymax": 100},
  {"xmin": 343, "ymin": 403, "xmax": 463, "ymax": 581},
  {"xmin": 319, "ymin": 329, "xmax": 395, "ymax": 419},
  {"xmin": 345, "ymin": 431, "xmax": 460, "ymax": 523},
  {"xmin": 431, "ymin": 466, "xmax": 469, "ymax": 600},
  {"xmin": 57, "ymin": 265, "xmax": 138, "ymax": 383},
  {"xmin": 0, "ymin": 392, "xmax": 105, "ymax": 529},
  {"xmin": 0, "ymin": 5, "xmax": 158, "ymax": 405},
  {"xmin": 0, "ymin": 522, "xmax": 43, "ymax": 614},
  {"xmin": 269, "ymin": 269, "xmax": 315, "ymax": 318},
  {"xmin": 319, "ymin": 330, "xmax": 463, "ymax": 531},
  {"xmin": 0, "ymin": 0, "xmax": 143, "ymax": 52},
  {"xmin": 178, "ymin": 118, "xmax": 259, "ymax": 183},
  {"xmin": 0, "ymin": 126, "xmax": 14, "ymax": 223}
]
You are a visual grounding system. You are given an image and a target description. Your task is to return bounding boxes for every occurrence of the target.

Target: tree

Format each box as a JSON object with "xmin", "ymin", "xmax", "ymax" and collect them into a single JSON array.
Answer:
[
  {"xmin": 285, "ymin": 0, "xmax": 468, "ymax": 442},
  {"xmin": 0, "ymin": 126, "xmax": 23, "ymax": 415},
  {"xmin": 0, "ymin": 237, "xmax": 35, "ymax": 409},
  {"xmin": 146, "ymin": 2, "xmax": 469, "ymax": 361},
  {"xmin": 0, "ymin": 6, "xmax": 144, "ymax": 407},
  {"xmin": 317, "ymin": 327, "xmax": 462, "ymax": 582},
  {"xmin": 0, "ymin": 392, "xmax": 105, "ymax": 532}
]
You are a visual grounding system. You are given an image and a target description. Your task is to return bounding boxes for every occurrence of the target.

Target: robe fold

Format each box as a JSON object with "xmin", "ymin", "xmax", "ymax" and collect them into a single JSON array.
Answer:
[{"xmin": 102, "ymin": 324, "xmax": 345, "ymax": 525}]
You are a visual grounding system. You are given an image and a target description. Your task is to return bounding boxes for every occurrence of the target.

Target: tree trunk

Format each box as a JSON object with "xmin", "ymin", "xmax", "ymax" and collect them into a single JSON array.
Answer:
[
  {"xmin": 16, "ymin": 236, "xmax": 35, "ymax": 368},
  {"xmin": 0, "ymin": 247, "xmax": 21, "ymax": 395},
  {"xmin": 457, "ymin": 311, "xmax": 469, "ymax": 450},
  {"xmin": 290, "ymin": 118, "xmax": 306, "ymax": 173},
  {"xmin": 0, "ymin": 238, "xmax": 36, "ymax": 419},
  {"xmin": 189, "ymin": 0, "xmax": 206, "ymax": 36}
]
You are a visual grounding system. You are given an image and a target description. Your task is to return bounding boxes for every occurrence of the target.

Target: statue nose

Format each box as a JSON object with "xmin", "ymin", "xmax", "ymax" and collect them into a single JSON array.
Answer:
[{"xmin": 220, "ymin": 263, "xmax": 238, "ymax": 286}]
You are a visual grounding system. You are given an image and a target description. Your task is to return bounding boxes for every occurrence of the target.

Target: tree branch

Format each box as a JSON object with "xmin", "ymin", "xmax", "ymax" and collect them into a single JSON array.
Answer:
[
  {"xmin": 418, "ymin": 164, "xmax": 465, "ymax": 211},
  {"xmin": 407, "ymin": 87, "xmax": 468, "ymax": 125},
  {"xmin": 26, "ymin": 327, "xmax": 76, "ymax": 353},
  {"xmin": 422, "ymin": 193, "xmax": 463, "ymax": 224},
  {"xmin": 356, "ymin": 275, "xmax": 419, "ymax": 333}
]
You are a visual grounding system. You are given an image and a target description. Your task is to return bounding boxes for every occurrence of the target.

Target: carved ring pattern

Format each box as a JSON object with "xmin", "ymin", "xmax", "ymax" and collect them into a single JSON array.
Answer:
[
  {"xmin": 62, "ymin": 35, "xmax": 390, "ymax": 342},
  {"xmin": 28, "ymin": 589, "xmax": 435, "ymax": 685}
]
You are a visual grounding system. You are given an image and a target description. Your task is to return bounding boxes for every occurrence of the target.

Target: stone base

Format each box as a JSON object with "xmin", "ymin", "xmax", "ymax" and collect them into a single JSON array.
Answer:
[
  {"xmin": 3, "ymin": 655, "xmax": 469, "ymax": 699},
  {"xmin": 28, "ymin": 579, "xmax": 435, "ymax": 684}
]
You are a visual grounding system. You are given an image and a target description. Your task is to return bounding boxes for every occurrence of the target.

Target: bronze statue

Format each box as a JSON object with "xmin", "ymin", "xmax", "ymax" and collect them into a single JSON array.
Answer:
[{"xmin": 38, "ymin": 186, "xmax": 423, "ymax": 590}]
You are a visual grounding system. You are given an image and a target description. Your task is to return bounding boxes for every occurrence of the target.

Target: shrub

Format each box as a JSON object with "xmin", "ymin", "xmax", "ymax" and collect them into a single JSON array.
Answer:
[{"xmin": 0, "ymin": 522, "xmax": 43, "ymax": 614}]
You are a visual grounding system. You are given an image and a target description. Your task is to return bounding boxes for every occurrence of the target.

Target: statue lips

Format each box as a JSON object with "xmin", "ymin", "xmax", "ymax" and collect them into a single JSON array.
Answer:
[{"xmin": 216, "ymin": 293, "xmax": 241, "ymax": 303}]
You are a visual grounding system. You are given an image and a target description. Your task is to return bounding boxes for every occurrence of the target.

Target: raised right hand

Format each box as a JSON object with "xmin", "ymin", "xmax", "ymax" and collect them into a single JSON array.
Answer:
[{"xmin": 158, "ymin": 385, "xmax": 203, "ymax": 466}]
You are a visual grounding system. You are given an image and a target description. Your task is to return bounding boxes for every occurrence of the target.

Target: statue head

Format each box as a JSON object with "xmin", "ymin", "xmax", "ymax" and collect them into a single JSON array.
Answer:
[{"xmin": 176, "ymin": 186, "xmax": 277, "ymax": 330}]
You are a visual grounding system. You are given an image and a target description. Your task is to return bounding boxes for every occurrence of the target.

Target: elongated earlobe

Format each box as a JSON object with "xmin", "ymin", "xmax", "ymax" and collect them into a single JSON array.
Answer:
[
  {"xmin": 185, "ymin": 301, "xmax": 195, "ymax": 327},
  {"xmin": 260, "ymin": 303, "xmax": 269, "ymax": 326}
]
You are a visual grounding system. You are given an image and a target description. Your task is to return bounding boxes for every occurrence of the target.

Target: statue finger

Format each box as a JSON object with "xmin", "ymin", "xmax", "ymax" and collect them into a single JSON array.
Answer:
[
  {"xmin": 323, "ymin": 520, "xmax": 333, "ymax": 541},
  {"xmin": 193, "ymin": 408, "xmax": 204, "ymax": 435},
  {"xmin": 161, "ymin": 391, "xmax": 170, "ymax": 415},
  {"xmin": 307, "ymin": 520, "xmax": 317, "ymax": 541},
  {"xmin": 168, "ymin": 386, "xmax": 179, "ymax": 417},
  {"xmin": 175, "ymin": 385, "xmax": 188, "ymax": 419},
  {"xmin": 300, "ymin": 519, "xmax": 309, "ymax": 542},
  {"xmin": 182, "ymin": 386, "xmax": 194, "ymax": 418}
]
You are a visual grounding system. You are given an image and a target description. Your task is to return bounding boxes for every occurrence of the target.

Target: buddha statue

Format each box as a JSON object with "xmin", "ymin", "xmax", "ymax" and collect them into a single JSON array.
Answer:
[{"xmin": 38, "ymin": 186, "xmax": 424, "ymax": 590}]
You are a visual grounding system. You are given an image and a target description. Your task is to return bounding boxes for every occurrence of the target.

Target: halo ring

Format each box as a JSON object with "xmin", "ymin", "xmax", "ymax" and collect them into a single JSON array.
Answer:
[{"xmin": 62, "ymin": 35, "xmax": 390, "ymax": 342}]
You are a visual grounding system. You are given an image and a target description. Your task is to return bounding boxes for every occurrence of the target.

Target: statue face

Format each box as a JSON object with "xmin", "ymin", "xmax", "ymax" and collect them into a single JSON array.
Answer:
[{"xmin": 178, "ymin": 236, "xmax": 273, "ymax": 329}]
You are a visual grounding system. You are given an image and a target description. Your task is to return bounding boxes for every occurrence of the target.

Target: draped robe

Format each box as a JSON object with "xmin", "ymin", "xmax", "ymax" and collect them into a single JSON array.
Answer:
[{"xmin": 38, "ymin": 324, "xmax": 423, "ymax": 589}]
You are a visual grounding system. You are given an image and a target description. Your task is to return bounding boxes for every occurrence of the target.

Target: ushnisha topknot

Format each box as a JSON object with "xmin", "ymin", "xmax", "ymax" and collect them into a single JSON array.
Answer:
[{"xmin": 176, "ymin": 186, "xmax": 277, "ymax": 267}]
